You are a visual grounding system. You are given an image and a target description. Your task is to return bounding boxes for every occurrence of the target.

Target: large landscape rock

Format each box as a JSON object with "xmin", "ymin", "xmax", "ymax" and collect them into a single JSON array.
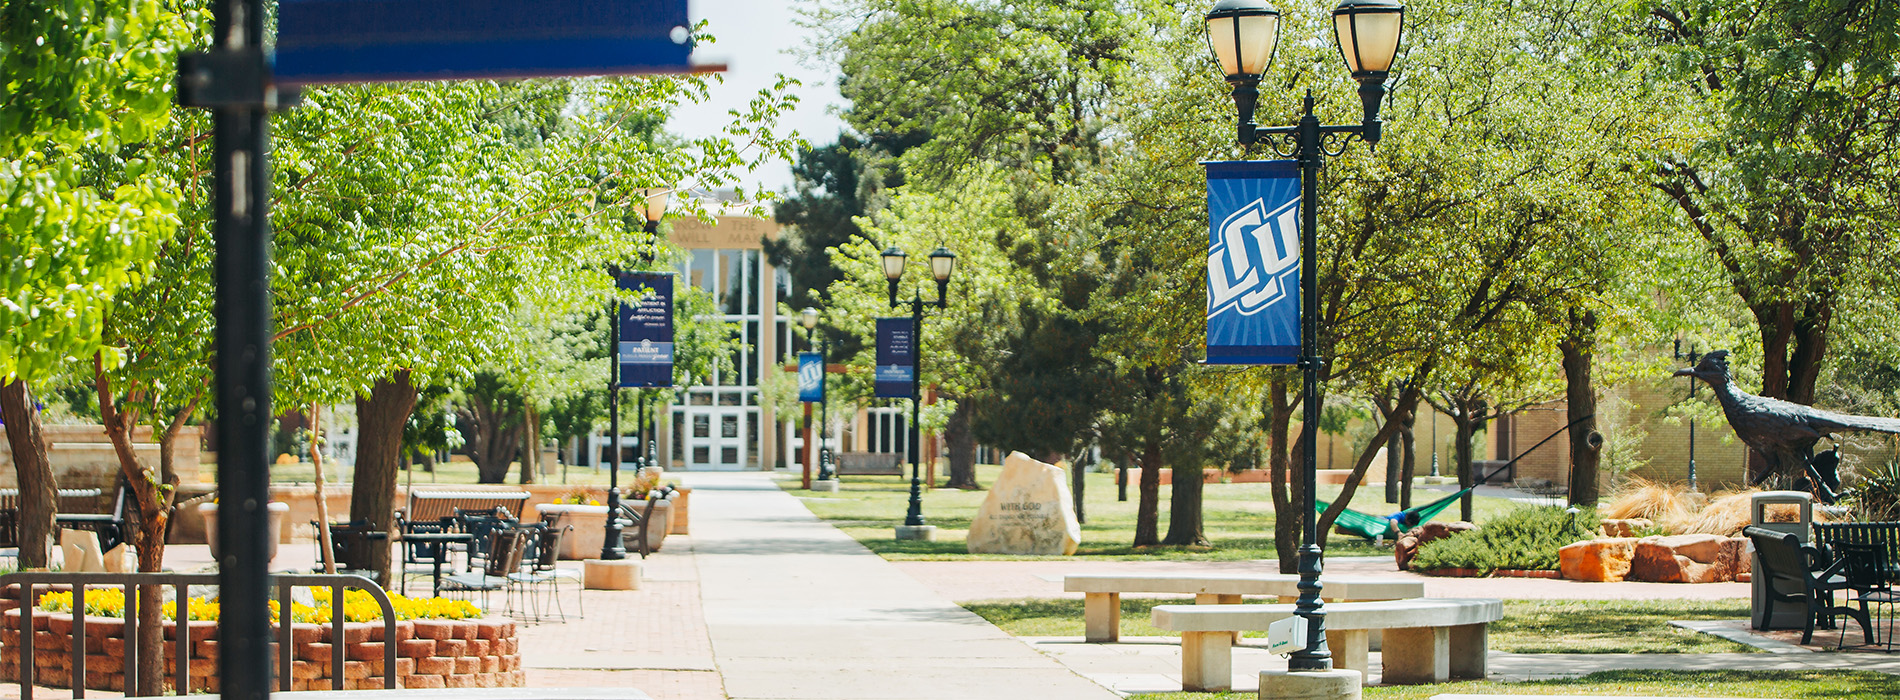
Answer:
[
  {"xmin": 1600, "ymin": 518, "xmax": 1654, "ymax": 538},
  {"xmin": 966, "ymin": 452, "xmax": 1082, "ymax": 555},
  {"xmin": 1559, "ymin": 538, "xmax": 1637, "ymax": 582},
  {"xmin": 1394, "ymin": 521, "xmax": 1477, "ymax": 571},
  {"xmin": 1629, "ymin": 534, "xmax": 1748, "ymax": 583}
]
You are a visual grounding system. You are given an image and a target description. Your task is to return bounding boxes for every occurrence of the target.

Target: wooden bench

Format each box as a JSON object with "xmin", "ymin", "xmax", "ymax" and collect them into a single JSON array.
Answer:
[
  {"xmin": 404, "ymin": 490, "xmax": 531, "ymax": 523},
  {"xmin": 1063, "ymin": 573, "xmax": 1424, "ymax": 643},
  {"xmin": 833, "ymin": 452, "xmax": 903, "ymax": 476},
  {"xmin": 1152, "ymin": 598, "xmax": 1501, "ymax": 690}
]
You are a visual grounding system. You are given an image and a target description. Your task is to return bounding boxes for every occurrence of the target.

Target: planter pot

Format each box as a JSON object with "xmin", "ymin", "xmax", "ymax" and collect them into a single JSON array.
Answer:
[
  {"xmin": 200, "ymin": 501, "xmax": 289, "ymax": 561},
  {"xmin": 537, "ymin": 498, "xmax": 673, "ymax": 557}
]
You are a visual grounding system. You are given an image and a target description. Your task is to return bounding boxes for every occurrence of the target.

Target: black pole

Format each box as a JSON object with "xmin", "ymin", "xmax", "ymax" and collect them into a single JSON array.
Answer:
[
  {"xmin": 1288, "ymin": 90, "xmax": 1332, "ymax": 672},
  {"xmin": 187, "ymin": 0, "xmax": 276, "ymax": 695},
  {"xmin": 903, "ymin": 295, "xmax": 927, "ymax": 527},
  {"xmin": 602, "ymin": 292, "xmax": 625, "ymax": 560},
  {"xmin": 816, "ymin": 334, "xmax": 835, "ymax": 481}
]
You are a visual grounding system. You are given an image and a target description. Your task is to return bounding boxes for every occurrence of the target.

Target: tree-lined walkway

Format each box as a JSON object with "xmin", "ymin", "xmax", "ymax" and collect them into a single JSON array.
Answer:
[{"xmin": 683, "ymin": 472, "xmax": 1120, "ymax": 700}]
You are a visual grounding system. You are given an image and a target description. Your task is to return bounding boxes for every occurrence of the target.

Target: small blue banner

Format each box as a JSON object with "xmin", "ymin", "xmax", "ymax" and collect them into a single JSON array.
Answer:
[
  {"xmin": 1205, "ymin": 160, "xmax": 1302, "ymax": 365},
  {"xmin": 875, "ymin": 317, "xmax": 915, "ymax": 399},
  {"xmin": 798, "ymin": 352, "xmax": 825, "ymax": 403},
  {"xmin": 618, "ymin": 272, "xmax": 675, "ymax": 388},
  {"xmin": 276, "ymin": 0, "xmax": 694, "ymax": 85}
]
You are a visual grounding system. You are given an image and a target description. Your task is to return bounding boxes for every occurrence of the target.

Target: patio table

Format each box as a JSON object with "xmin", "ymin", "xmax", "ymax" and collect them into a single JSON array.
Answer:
[{"xmin": 399, "ymin": 531, "xmax": 474, "ymax": 597}]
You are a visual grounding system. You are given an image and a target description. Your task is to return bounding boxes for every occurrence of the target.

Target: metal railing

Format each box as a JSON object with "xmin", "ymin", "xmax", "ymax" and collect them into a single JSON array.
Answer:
[{"xmin": 1, "ymin": 572, "xmax": 397, "ymax": 698}]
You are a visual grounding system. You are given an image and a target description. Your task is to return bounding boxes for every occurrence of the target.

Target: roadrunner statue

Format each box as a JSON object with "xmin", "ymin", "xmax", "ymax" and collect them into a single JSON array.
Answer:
[{"xmin": 1675, "ymin": 350, "xmax": 1900, "ymax": 503}]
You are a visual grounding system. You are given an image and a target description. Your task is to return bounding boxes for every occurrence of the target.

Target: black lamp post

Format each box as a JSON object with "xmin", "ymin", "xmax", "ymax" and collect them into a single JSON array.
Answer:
[
  {"xmin": 801, "ymin": 307, "xmax": 836, "ymax": 481},
  {"xmin": 1674, "ymin": 339, "xmax": 1700, "ymax": 491},
  {"xmin": 603, "ymin": 187, "xmax": 670, "ymax": 561},
  {"xmin": 883, "ymin": 245, "xmax": 957, "ymax": 536},
  {"xmin": 1206, "ymin": 0, "xmax": 1404, "ymax": 672}
]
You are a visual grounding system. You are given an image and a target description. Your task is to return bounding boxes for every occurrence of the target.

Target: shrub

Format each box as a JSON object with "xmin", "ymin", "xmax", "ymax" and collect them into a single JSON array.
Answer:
[
  {"xmin": 1409, "ymin": 506, "xmax": 1601, "ymax": 574},
  {"xmin": 1852, "ymin": 458, "xmax": 1900, "ymax": 522}
]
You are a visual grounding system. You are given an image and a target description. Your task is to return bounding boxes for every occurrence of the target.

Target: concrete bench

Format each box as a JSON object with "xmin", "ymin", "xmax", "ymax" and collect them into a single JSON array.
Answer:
[
  {"xmin": 1063, "ymin": 573, "xmax": 1424, "ymax": 643},
  {"xmin": 1152, "ymin": 598, "xmax": 1501, "ymax": 690}
]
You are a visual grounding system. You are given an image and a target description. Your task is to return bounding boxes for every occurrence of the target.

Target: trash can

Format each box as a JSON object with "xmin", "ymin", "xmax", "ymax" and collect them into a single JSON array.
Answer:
[{"xmin": 1750, "ymin": 490, "xmax": 1813, "ymax": 630}]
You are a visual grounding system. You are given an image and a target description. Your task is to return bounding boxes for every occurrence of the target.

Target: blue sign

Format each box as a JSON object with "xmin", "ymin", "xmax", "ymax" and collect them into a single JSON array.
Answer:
[
  {"xmin": 1205, "ymin": 160, "xmax": 1301, "ymax": 365},
  {"xmin": 618, "ymin": 272, "xmax": 674, "ymax": 388},
  {"xmin": 875, "ymin": 317, "xmax": 915, "ymax": 399},
  {"xmin": 276, "ymin": 0, "xmax": 694, "ymax": 85},
  {"xmin": 798, "ymin": 352, "xmax": 825, "ymax": 403}
]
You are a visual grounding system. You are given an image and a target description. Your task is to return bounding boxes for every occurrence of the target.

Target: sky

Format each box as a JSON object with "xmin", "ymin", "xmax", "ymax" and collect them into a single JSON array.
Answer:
[{"xmin": 671, "ymin": 0, "xmax": 851, "ymax": 196}]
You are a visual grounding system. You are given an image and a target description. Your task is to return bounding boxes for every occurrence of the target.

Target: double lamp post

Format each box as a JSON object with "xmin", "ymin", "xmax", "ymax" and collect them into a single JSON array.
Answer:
[
  {"xmin": 1204, "ymin": 0, "xmax": 1404, "ymax": 673},
  {"xmin": 603, "ymin": 187, "xmax": 671, "ymax": 561},
  {"xmin": 882, "ymin": 246, "xmax": 957, "ymax": 540}
]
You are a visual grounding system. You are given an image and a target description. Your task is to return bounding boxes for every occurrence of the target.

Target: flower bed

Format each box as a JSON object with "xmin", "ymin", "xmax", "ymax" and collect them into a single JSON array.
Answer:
[{"xmin": 0, "ymin": 587, "xmax": 520, "ymax": 692}]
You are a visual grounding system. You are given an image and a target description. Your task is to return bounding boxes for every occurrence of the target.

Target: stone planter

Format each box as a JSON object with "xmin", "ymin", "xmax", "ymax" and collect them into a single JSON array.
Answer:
[
  {"xmin": 536, "ymin": 497, "xmax": 672, "ymax": 558},
  {"xmin": 200, "ymin": 501, "xmax": 290, "ymax": 561}
]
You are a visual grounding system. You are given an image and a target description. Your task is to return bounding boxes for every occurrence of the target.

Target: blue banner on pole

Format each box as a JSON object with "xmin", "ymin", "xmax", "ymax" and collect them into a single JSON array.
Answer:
[
  {"xmin": 875, "ymin": 317, "xmax": 915, "ymax": 399},
  {"xmin": 618, "ymin": 272, "xmax": 675, "ymax": 388},
  {"xmin": 1205, "ymin": 160, "xmax": 1301, "ymax": 365},
  {"xmin": 798, "ymin": 352, "xmax": 825, "ymax": 403},
  {"xmin": 276, "ymin": 0, "xmax": 694, "ymax": 85}
]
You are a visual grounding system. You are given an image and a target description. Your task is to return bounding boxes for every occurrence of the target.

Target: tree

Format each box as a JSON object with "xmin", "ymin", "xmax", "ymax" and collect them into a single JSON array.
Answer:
[{"xmin": 1642, "ymin": 0, "xmax": 1900, "ymax": 406}]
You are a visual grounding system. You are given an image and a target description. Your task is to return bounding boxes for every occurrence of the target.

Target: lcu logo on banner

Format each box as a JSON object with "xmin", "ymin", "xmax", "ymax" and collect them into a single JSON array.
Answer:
[
  {"xmin": 875, "ymin": 317, "xmax": 916, "ymax": 399},
  {"xmin": 798, "ymin": 352, "xmax": 825, "ymax": 403},
  {"xmin": 1205, "ymin": 160, "xmax": 1301, "ymax": 365},
  {"xmin": 618, "ymin": 272, "xmax": 675, "ymax": 388}
]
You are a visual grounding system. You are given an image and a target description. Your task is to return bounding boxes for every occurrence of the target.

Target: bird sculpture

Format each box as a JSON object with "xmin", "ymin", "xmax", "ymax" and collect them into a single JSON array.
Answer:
[{"xmin": 1675, "ymin": 350, "xmax": 1900, "ymax": 503}]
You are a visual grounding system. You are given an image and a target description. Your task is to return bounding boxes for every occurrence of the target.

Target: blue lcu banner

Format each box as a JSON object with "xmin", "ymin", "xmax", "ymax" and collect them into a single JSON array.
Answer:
[
  {"xmin": 875, "ymin": 317, "xmax": 916, "ymax": 399},
  {"xmin": 1205, "ymin": 160, "xmax": 1302, "ymax": 365},
  {"xmin": 798, "ymin": 352, "xmax": 825, "ymax": 403},
  {"xmin": 618, "ymin": 272, "xmax": 675, "ymax": 388}
]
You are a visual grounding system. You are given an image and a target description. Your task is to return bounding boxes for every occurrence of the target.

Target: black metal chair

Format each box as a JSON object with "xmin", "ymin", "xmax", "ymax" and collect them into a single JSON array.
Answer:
[
  {"xmin": 453, "ymin": 507, "xmax": 516, "ymax": 572},
  {"xmin": 615, "ymin": 487, "xmax": 674, "ymax": 559},
  {"xmin": 1745, "ymin": 526, "xmax": 1873, "ymax": 645},
  {"xmin": 443, "ymin": 527, "xmax": 529, "ymax": 615},
  {"xmin": 395, "ymin": 515, "xmax": 458, "ymax": 593},
  {"xmin": 312, "ymin": 520, "xmax": 388, "ymax": 577},
  {"xmin": 511, "ymin": 523, "xmax": 583, "ymax": 621},
  {"xmin": 1830, "ymin": 541, "xmax": 1899, "ymax": 649}
]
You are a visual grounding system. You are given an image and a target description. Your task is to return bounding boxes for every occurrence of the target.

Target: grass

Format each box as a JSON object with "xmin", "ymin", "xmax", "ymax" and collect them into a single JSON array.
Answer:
[
  {"xmin": 786, "ymin": 465, "xmax": 1529, "ymax": 561},
  {"xmin": 961, "ymin": 598, "xmax": 1756, "ymax": 653},
  {"xmin": 1127, "ymin": 669, "xmax": 1900, "ymax": 700}
]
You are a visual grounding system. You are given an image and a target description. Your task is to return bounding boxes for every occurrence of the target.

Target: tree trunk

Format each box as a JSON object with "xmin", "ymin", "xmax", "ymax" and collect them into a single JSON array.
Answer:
[
  {"xmin": 944, "ymin": 399, "xmax": 980, "ymax": 489},
  {"xmin": 1317, "ymin": 386, "xmax": 1418, "ymax": 542},
  {"xmin": 1455, "ymin": 411, "xmax": 1476, "ymax": 522},
  {"xmin": 1399, "ymin": 414, "xmax": 1417, "ymax": 511},
  {"xmin": 1384, "ymin": 418, "xmax": 1401, "ymax": 504},
  {"xmin": 1562, "ymin": 308, "xmax": 1603, "ymax": 506},
  {"xmin": 0, "ymin": 380, "xmax": 57, "ymax": 568},
  {"xmin": 519, "ymin": 403, "xmax": 540, "ymax": 485},
  {"xmin": 91, "ymin": 359, "xmax": 175, "ymax": 697},
  {"xmin": 352, "ymin": 371, "xmax": 417, "ymax": 588},
  {"xmin": 1268, "ymin": 374, "xmax": 1297, "ymax": 574},
  {"xmin": 1162, "ymin": 464, "xmax": 1207, "ymax": 546},
  {"xmin": 462, "ymin": 394, "xmax": 522, "ymax": 484},
  {"xmin": 1134, "ymin": 436, "xmax": 1162, "ymax": 547},
  {"xmin": 310, "ymin": 403, "xmax": 337, "ymax": 574},
  {"xmin": 1071, "ymin": 448, "xmax": 1087, "ymax": 525}
]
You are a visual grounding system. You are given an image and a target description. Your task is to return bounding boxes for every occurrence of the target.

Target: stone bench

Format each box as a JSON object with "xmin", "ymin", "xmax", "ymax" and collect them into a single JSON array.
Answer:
[
  {"xmin": 1151, "ymin": 598, "xmax": 1501, "ymax": 691},
  {"xmin": 1063, "ymin": 573, "xmax": 1424, "ymax": 643}
]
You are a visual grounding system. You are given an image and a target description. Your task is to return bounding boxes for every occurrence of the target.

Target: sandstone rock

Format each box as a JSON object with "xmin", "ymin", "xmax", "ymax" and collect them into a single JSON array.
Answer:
[
  {"xmin": 966, "ymin": 452, "xmax": 1082, "ymax": 555},
  {"xmin": 1558, "ymin": 538, "xmax": 1637, "ymax": 582},
  {"xmin": 1394, "ymin": 521, "xmax": 1476, "ymax": 571},
  {"xmin": 1630, "ymin": 534, "xmax": 1745, "ymax": 583},
  {"xmin": 1600, "ymin": 518, "xmax": 1654, "ymax": 538}
]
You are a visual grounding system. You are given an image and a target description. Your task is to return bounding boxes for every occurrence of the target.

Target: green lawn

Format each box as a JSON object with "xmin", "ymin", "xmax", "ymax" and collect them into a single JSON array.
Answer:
[
  {"xmin": 786, "ymin": 465, "xmax": 1528, "ymax": 561},
  {"xmin": 1129, "ymin": 670, "xmax": 1900, "ymax": 699},
  {"xmin": 962, "ymin": 598, "xmax": 1755, "ymax": 653}
]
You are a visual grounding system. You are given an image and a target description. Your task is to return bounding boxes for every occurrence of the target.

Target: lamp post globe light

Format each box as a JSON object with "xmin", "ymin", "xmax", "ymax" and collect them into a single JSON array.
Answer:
[
  {"xmin": 885, "ymin": 245, "xmax": 956, "ymax": 540},
  {"xmin": 801, "ymin": 307, "xmax": 839, "ymax": 483},
  {"xmin": 603, "ymin": 187, "xmax": 672, "ymax": 561},
  {"xmin": 1205, "ymin": 0, "xmax": 1403, "ymax": 674}
]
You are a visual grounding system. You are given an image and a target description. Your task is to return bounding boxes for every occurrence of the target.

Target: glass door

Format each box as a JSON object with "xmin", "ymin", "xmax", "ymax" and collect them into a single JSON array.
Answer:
[{"xmin": 684, "ymin": 406, "xmax": 749, "ymax": 470}]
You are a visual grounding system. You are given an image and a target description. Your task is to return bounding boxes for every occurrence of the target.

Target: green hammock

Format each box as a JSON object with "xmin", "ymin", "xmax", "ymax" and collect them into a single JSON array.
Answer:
[{"xmin": 1316, "ymin": 487, "xmax": 1473, "ymax": 541}]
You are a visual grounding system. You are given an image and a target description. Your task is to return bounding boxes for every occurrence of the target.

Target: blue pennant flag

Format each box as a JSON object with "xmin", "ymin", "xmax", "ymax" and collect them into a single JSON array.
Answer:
[
  {"xmin": 1205, "ymin": 160, "xmax": 1301, "ymax": 365},
  {"xmin": 618, "ymin": 272, "xmax": 675, "ymax": 388},
  {"xmin": 798, "ymin": 352, "xmax": 825, "ymax": 403}
]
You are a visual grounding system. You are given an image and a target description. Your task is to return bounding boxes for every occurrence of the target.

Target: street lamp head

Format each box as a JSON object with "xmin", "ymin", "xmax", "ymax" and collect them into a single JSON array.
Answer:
[
  {"xmin": 928, "ymin": 247, "xmax": 957, "ymax": 307},
  {"xmin": 1332, "ymin": 0, "xmax": 1404, "ymax": 145},
  {"xmin": 881, "ymin": 246, "xmax": 907, "ymax": 306},
  {"xmin": 800, "ymin": 306, "xmax": 820, "ymax": 330},
  {"xmin": 1205, "ymin": 0, "xmax": 1281, "ymax": 85},
  {"xmin": 637, "ymin": 187, "xmax": 670, "ymax": 234}
]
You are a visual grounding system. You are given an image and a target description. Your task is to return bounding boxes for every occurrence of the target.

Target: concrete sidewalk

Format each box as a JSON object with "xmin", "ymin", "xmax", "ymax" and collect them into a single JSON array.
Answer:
[{"xmin": 682, "ymin": 472, "xmax": 1119, "ymax": 700}]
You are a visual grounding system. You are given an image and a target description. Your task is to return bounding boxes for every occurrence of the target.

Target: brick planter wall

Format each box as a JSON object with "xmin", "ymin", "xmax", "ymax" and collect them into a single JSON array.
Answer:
[{"xmin": 0, "ymin": 611, "xmax": 520, "ymax": 693}]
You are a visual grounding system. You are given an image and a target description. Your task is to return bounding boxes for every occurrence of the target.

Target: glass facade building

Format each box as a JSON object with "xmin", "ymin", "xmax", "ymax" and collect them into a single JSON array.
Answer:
[{"xmin": 662, "ymin": 215, "xmax": 783, "ymax": 470}]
